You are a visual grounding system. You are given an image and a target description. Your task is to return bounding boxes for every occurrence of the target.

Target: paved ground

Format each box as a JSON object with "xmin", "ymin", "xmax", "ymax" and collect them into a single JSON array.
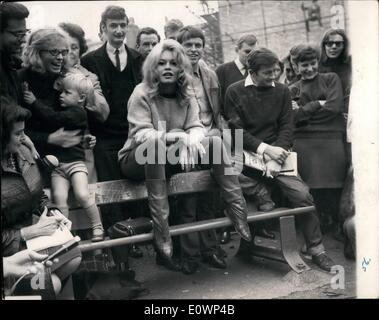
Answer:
[{"xmin": 128, "ymin": 231, "xmax": 356, "ymax": 300}]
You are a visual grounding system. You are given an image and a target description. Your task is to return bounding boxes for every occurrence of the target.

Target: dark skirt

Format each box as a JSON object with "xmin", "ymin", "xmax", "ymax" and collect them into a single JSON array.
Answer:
[{"xmin": 294, "ymin": 132, "xmax": 347, "ymax": 189}]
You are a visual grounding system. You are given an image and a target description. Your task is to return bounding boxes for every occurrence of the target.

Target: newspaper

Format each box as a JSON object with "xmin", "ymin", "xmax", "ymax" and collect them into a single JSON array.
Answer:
[{"xmin": 243, "ymin": 151, "xmax": 298, "ymax": 176}]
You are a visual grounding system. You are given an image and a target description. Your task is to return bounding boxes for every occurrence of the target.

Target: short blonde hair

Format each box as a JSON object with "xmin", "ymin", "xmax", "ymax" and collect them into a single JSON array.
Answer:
[
  {"xmin": 23, "ymin": 28, "xmax": 68, "ymax": 74},
  {"xmin": 142, "ymin": 39, "xmax": 193, "ymax": 103},
  {"xmin": 62, "ymin": 71, "xmax": 95, "ymax": 109}
]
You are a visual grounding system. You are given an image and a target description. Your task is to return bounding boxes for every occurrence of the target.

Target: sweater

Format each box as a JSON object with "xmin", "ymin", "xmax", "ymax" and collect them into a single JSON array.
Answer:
[
  {"xmin": 17, "ymin": 68, "xmax": 62, "ymax": 154},
  {"xmin": 118, "ymin": 83, "xmax": 205, "ymax": 162},
  {"xmin": 289, "ymin": 73, "xmax": 345, "ymax": 136},
  {"xmin": 81, "ymin": 43, "xmax": 143, "ymax": 139},
  {"xmin": 224, "ymin": 80, "xmax": 293, "ymax": 153},
  {"xmin": 29, "ymin": 100, "xmax": 88, "ymax": 163},
  {"xmin": 319, "ymin": 57, "xmax": 352, "ymax": 114}
]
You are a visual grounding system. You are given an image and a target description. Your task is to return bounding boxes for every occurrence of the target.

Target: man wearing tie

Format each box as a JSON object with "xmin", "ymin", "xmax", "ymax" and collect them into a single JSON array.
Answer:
[
  {"xmin": 81, "ymin": 6, "xmax": 143, "ymax": 245},
  {"xmin": 216, "ymin": 34, "xmax": 258, "ymax": 118},
  {"xmin": 81, "ymin": 5, "xmax": 142, "ymax": 186}
]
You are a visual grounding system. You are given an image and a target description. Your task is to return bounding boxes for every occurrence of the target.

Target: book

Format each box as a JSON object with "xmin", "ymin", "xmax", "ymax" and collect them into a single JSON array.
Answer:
[{"xmin": 26, "ymin": 224, "xmax": 74, "ymax": 252}]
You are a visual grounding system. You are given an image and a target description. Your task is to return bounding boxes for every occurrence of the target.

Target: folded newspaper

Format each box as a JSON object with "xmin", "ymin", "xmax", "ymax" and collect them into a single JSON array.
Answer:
[{"xmin": 242, "ymin": 151, "xmax": 298, "ymax": 176}]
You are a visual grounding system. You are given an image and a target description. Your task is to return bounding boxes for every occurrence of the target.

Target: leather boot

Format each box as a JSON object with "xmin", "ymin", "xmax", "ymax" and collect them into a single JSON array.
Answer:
[
  {"xmin": 212, "ymin": 173, "xmax": 252, "ymax": 242},
  {"xmin": 145, "ymin": 179, "xmax": 173, "ymax": 259}
]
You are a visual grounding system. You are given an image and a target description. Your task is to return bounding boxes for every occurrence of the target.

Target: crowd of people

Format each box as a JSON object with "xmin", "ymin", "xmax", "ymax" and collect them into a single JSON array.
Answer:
[{"xmin": 1, "ymin": 2, "xmax": 354, "ymax": 299}]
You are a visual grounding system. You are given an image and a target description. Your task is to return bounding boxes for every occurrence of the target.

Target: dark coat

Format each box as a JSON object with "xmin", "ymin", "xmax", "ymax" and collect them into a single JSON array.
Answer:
[
  {"xmin": 215, "ymin": 61, "xmax": 245, "ymax": 117},
  {"xmin": 1, "ymin": 146, "xmax": 48, "ymax": 256},
  {"xmin": 81, "ymin": 43, "xmax": 143, "ymax": 138},
  {"xmin": 81, "ymin": 43, "xmax": 142, "ymax": 98}
]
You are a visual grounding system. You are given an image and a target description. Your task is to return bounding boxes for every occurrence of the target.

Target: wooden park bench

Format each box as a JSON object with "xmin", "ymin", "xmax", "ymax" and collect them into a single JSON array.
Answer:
[{"xmin": 54, "ymin": 170, "xmax": 311, "ymax": 275}]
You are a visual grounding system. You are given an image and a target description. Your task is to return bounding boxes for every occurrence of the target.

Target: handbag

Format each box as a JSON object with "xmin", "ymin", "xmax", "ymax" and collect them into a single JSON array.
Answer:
[
  {"xmin": 107, "ymin": 217, "xmax": 153, "ymax": 265},
  {"xmin": 110, "ymin": 217, "xmax": 153, "ymax": 238}
]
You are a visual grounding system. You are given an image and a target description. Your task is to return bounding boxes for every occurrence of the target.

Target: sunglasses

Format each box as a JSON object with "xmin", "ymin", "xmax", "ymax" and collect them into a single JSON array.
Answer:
[
  {"xmin": 41, "ymin": 49, "xmax": 69, "ymax": 57},
  {"xmin": 4, "ymin": 29, "xmax": 31, "ymax": 40},
  {"xmin": 324, "ymin": 41, "xmax": 344, "ymax": 48}
]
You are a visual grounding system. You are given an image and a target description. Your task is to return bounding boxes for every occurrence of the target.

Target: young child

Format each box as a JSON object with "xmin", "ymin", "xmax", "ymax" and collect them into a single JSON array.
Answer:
[{"xmin": 23, "ymin": 72, "xmax": 104, "ymax": 242}]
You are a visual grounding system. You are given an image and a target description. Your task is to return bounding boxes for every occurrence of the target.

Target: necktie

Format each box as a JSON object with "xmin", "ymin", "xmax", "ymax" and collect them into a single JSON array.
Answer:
[
  {"xmin": 115, "ymin": 49, "xmax": 121, "ymax": 71},
  {"xmin": 243, "ymin": 69, "xmax": 248, "ymax": 78}
]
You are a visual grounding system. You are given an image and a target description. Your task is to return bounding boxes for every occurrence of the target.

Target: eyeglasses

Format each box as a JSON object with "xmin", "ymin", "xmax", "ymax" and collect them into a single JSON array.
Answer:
[
  {"xmin": 41, "ymin": 49, "xmax": 69, "ymax": 57},
  {"xmin": 324, "ymin": 41, "xmax": 344, "ymax": 48},
  {"xmin": 4, "ymin": 29, "xmax": 30, "ymax": 40}
]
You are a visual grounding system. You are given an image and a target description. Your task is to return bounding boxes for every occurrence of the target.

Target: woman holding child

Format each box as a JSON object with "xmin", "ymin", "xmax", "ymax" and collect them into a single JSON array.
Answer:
[
  {"xmin": 118, "ymin": 39, "xmax": 252, "ymax": 268},
  {"xmin": 19, "ymin": 28, "xmax": 105, "ymax": 241}
]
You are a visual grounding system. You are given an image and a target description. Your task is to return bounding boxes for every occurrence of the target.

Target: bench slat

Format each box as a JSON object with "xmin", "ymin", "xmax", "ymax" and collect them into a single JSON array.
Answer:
[{"xmin": 92, "ymin": 170, "xmax": 218, "ymax": 206}]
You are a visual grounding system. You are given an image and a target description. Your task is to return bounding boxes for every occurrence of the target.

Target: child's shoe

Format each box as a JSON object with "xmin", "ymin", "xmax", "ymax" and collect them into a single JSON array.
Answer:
[{"xmin": 91, "ymin": 226, "xmax": 105, "ymax": 242}]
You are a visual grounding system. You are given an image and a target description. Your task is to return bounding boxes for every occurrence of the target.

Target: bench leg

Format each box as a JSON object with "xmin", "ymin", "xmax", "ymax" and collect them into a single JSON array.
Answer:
[
  {"xmin": 249, "ymin": 215, "xmax": 310, "ymax": 274},
  {"xmin": 279, "ymin": 216, "xmax": 310, "ymax": 274}
]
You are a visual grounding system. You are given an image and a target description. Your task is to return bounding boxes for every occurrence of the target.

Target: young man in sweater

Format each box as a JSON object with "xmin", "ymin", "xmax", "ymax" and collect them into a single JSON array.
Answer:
[{"xmin": 224, "ymin": 48, "xmax": 335, "ymax": 272}]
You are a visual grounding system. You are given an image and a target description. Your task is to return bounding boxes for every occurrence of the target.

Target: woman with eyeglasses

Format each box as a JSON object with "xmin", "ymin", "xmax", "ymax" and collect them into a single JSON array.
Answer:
[
  {"xmin": 319, "ymin": 29, "xmax": 353, "ymax": 243},
  {"xmin": 17, "ymin": 28, "xmax": 86, "ymax": 164},
  {"xmin": 319, "ymin": 29, "xmax": 351, "ymax": 120}
]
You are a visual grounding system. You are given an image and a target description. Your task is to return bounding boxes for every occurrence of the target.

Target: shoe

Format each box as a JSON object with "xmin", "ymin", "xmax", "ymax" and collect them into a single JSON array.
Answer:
[
  {"xmin": 181, "ymin": 259, "xmax": 199, "ymax": 275},
  {"xmin": 220, "ymin": 229, "xmax": 231, "ymax": 244},
  {"xmin": 203, "ymin": 253, "xmax": 227, "ymax": 269},
  {"xmin": 156, "ymin": 254, "xmax": 181, "ymax": 272},
  {"xmin": 255, "ymin": 227, "xmax": 275, "ymax": 239},
  {"xmin": 217, "ymin": 246, "xmax": 227, "ymax": 258},
  {"xmin": 258, "ymin": 201, "xmax": 275, "ymax": 212},
  {"xmin": 91, "ymin": 227, "xmax": 105, "ymax": 242},
  {"xmin": 312, "ymin": 252, "xmax": 335, "ymax": 272},
  {"xmin": 129, "ymin": 244, "xmax": 143, "ymax": 259}
]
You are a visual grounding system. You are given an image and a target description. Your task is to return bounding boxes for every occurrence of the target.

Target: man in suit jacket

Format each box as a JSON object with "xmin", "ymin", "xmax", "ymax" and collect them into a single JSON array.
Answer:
[
  {"xmin": 81, "ymin": 5, "xmax": 143, "ymax": 184},
  {"xmin": 81, "ymin": 6, "xmax": 144, "ymax": 257},
  {"xmin": 216, "ymin": 34, "xmax": 258, "ymax": 117}
]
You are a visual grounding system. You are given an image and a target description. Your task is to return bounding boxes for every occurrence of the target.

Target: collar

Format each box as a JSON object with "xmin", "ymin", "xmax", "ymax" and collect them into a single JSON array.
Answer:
[
  {"xmin": 244, "ymin": 74, "xmax": 275, "ymax": 88},
  {"xmin": 106, "ymin": 42, "xmax": 126, "ymax": 55},
  {"xmin": 1, "ymin": 146, "xmax": 35, "ymax": 173},
  {"xmin": 192, "ymin": 64, "xmax": 201, "ymax": 78},
  {"xmin": 234, "ymin": 58, "xmax": 246, "ymax": 74}
]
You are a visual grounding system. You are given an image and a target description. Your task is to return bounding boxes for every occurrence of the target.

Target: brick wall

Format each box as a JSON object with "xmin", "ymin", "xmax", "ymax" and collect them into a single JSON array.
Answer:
[{"xmin": 217, "ymin": 0, "xmax": 348, "ymax": 63}]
